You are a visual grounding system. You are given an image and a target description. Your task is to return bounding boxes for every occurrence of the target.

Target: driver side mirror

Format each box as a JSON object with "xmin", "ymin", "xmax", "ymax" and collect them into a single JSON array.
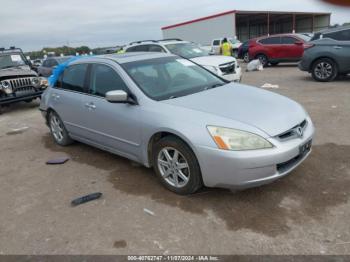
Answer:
[{"xmin": 106, "ymin": 90, "xmax": 137, "ymax": 104}]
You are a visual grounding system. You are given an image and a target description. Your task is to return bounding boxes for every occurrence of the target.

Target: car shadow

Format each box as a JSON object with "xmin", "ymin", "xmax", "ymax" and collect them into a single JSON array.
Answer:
[
  {"xmin": 42, "ymin": 134, "xmax": 350, "ymax": 237},
  {"xmin": 0, "ymin": 100, "xmax": 40, "ymax": 114}
]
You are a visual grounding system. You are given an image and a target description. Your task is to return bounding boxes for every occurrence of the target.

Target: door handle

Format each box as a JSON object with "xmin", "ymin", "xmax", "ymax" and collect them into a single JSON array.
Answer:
[
  {"xmin": 333, "ymin": 46, "xmax": 342, "ymax": 49},
  {"xmin": 85, "ymin": 102, "xmax": 96, "ymax": 110},
  {"xmin": 52, "ymin": 93, "xmax": 60, "ymax": 100}
]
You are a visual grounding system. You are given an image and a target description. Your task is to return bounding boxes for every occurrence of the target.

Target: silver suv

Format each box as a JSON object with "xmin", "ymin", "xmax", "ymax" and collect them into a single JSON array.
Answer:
[{"xmin": 124, "ymin": 39, "xmax": 242, "ymax": 82}]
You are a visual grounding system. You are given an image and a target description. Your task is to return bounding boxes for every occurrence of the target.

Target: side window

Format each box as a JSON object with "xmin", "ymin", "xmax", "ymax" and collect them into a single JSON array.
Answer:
[
  {"xmin": 148, "ymin": 45, "xmax": 165, "ymax": 52},
  {"xmin": 89, "ymin": 64, "xmax": 128, "ymax": 97},
  {"xmin": 126, "ymin": 45, "xmax": 149, "ymax": 52},
  {"xmin": 43, "ymin": 60, "xmax": 50, "ymax": 67},
  {"xmin": 324, "ymin": 29, "xmax": 350, "ymax": 41},
  {"xmin": 51, "ymin": 60, "xmax": 58, "ymax": 67},
  {"xmin": 281, "ymin": 37, "xmax": 297, "ymax": 44},
  {"xmin": 61, "ymin": 64, "xmax": 88, "ymax": 93},
  {"xmin": 213, "ymin": 40, "xmax": 220, "ymax": 46},
  {"xmin": 126, "ymin": 46, "xmax": 137, "ymax": 52},
  {"xmin": 259, "ymin": 37, "xmax": 281, "ymax": 45}
]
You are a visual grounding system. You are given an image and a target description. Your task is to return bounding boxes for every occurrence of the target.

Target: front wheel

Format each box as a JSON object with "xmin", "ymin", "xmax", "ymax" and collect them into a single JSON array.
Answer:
[
  {"xmin": 256, "ymin": 54, "xmax": 268, "ymax": 67},
  {"xmin": 152, "ymin": 136, "xmax": 203, "ymax": 195},
  {"xmin": 243, "ymin": 52, "xmax": 250, "ymax": 63},
  {"xmin": 311, "ymin": 58, "xmax": 338, "ymax": 82},
  {"xmin": 48, "ymin": 111, "xmax": 73, "ymax": 146}
]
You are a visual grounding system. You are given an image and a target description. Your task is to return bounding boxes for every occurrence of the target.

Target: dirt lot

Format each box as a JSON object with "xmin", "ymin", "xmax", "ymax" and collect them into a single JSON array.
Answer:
[{"xmin": 0, "ymin": 64, "xmax": 349, "ymax": 255}]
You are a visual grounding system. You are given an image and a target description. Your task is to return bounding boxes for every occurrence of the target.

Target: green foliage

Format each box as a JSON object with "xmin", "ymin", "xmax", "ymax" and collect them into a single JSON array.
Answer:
[{"xmin": 25, "ymin": 45, "xmax": 91, "ymax": 59}]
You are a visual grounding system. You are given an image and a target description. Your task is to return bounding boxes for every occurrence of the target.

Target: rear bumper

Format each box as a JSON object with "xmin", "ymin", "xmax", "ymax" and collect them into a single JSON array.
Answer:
[{"xmin": 0, "ymin": 91, "xmax": 43, "ymax": 105}]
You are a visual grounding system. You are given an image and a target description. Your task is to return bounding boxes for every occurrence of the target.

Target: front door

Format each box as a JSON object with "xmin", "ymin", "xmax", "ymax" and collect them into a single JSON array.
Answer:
[{"xmin": 79, "ymin": 63, "xmax": 142, "ymax": 161}]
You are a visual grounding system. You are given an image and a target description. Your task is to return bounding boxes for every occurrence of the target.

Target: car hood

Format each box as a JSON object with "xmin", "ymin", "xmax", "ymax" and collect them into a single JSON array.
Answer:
[
  {"xmin": 191, "ymin": 55, "xmax": 237, "ymax": 67},
  {"xmin": 0, "ymin": 66, "xmax": 37, "ymax": 78},
  {"xmin": 162, "ymin": 84, "xmax": 306, "ymax": 137}
]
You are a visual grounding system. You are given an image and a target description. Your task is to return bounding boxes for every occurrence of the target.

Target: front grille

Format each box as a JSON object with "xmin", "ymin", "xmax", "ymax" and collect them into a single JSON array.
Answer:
[
  {"xmin": 277, "ymin": 120, "xmax": 308, "ymax": 141},
  {"xmin": 219, "ymin": 62, "xmax": 235, "ymax": 75},
  {"xmin": 9, "ymin": 77, "xmax": 34, "ymax": 90}
]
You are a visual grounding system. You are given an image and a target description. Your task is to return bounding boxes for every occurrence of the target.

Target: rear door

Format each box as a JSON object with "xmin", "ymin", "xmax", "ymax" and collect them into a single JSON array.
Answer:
[
  {"xmin": 50, "ymin": 63, "xmax": 89, "ymax": 137},
  {"xmin": 280, "ymin": 36, "xmax": 304, "ymax": 60},
  {"xmin": 258, "ymin": 36, "xmax": 282, "ymax": 59},
  {"xmin": 79, "ymin": 62, "xmax": 142, "ymax": 160}
]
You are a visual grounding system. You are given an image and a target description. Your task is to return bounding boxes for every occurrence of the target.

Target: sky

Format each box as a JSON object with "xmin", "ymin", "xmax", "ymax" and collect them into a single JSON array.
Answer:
[{"xmin": 0, "ymin": 0, "xmax": 349, "ymax": 51}]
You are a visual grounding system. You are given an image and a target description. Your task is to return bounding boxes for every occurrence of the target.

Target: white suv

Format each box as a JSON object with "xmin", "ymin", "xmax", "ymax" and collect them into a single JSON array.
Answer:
[{"xmin": 124, "ymin": 39, "xmax": 242, "ymax": 82}]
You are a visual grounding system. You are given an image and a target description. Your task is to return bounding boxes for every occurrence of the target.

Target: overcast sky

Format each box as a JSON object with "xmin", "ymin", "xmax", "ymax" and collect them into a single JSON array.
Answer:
[{"xmin": 1, "ymin": 0, "xmax": 349, "ymax": 51}]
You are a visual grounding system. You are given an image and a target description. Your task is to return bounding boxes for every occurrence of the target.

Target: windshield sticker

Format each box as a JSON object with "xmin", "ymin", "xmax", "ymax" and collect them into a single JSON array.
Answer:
[
  {"xmin": 176, "ymin": 59, "xmax": 194, "ymax": 67},
  {"xmin": 11, "ymin": 55, "xmax": 22, "ymax": 62},
  {"xmin": 193, "ymin": 48, "xmax": 202, "ymax": 53}
]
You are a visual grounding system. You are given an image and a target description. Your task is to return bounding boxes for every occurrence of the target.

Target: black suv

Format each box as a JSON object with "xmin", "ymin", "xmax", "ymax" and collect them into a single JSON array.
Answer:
[{"xmin": 0, "ymin": 47, "xmax": 46, "ymax": 106}]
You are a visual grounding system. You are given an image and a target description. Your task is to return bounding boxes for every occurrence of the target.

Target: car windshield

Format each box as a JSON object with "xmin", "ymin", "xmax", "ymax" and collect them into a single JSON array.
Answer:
[
  {"xmin": 0, "ymin": 53, "xmax": 27, "ymax": 69},
  {"xmin": 122, "ymin": 57, "xmax": 226, "ymax": 101},
  {"xmin": 165, "ymin": 43, "xmax": 210, "ymax": 59}
]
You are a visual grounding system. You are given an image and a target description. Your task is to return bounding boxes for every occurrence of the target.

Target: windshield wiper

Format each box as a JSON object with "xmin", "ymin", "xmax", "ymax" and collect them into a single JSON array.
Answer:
[{"xmin": 204, "ymin": 83, "xmax": 224, "ymax": 90}]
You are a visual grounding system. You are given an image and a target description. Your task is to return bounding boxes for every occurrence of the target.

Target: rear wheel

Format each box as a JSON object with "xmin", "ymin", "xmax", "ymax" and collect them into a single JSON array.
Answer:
[
  {"xmin": 48, "ymin": 111, "xmax": 73, "ymax": 146},
  {"xmin": 311, "ymin": 58, "xmax": 338, "ymax": 82},
  {"xmin": 243, "ymin": 52, "xmax": 250, "ymax": 63},
  {"xmin": 256, "ymin": 54, "xmax": 268, "ymax": 67},
  {"xmin": 152, "ymin": 136, "xmax": 203, "ymax": 195}
]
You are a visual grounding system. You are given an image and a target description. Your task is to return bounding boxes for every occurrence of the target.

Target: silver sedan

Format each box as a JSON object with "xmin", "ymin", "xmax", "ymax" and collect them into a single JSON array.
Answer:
[{"xmin": 40, "ymin": 53, "xmax": 314, "ymax": 195}]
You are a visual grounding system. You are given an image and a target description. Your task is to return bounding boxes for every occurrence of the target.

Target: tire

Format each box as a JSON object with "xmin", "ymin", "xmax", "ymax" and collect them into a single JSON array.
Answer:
[
  {"xmin": 152, "ymin": 136, "xmax": 203, "ymax": 195},
  {"xmin": 25, "ymin": 99, "xmax": 33, "ymax": 103},
  {"xmin": 256, "ymin": 54, "xmax": 268, "ymax": 67},
  {"xmin": 243, "ymin": 52, "xmax": 250, "ymax": 63},
  {"xmin": 48, "ymin": 111, "xmax": 73, "ymax": 146},
  {"xmin": 270, "ymin": 62, "xmax": 279, "ymax": 66},
  {"xmin": 311, "ymin": 58, "xmax": 338, "ymax": 82}
]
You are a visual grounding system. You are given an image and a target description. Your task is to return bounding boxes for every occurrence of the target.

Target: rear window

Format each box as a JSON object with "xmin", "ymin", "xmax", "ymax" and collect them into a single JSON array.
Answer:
[
  {"xmin": 213, "ymin": 40, "xmax": 220, "ymax": 46},
  {"xmin": 259, "ymin": 37, "xmax": 281, "ymax": 45}
]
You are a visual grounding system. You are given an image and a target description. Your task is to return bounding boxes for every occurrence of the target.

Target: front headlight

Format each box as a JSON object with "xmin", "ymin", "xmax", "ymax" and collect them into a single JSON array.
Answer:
[
  {"xmin": 31, "ymin": 77, "xmax": 40, "ymax": 86},
  {"xmin": 203, "ymin": 65, "xmax": 220, "ymax": 74},
  {"xmin": 207, "ymin": 126, "xmax": 273, "ymax": 151}
]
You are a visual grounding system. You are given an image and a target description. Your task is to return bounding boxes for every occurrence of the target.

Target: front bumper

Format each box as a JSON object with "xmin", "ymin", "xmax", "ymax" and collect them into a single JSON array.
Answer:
[
  {"xmin": 195, "ymin": 121, "xmax": 315, "ymax": 189},
  {"xmin": 221, "ymin": 67, "xmax": 242, "ymax": 82},
  {"xmin": 0, "ymin": 90, "xmax": 43, "ymax": 105}
]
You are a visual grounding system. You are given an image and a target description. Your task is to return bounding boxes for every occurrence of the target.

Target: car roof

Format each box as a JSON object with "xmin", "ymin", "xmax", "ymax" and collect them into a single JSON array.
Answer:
[
  {"xmin": 255, "ymin": 33, "xmax": 302, "ymax": 40},
  {"xmin": 44, "ymin": 56, "xmax": 73, "ymax": 60},
  {"xmin": 70, "ymin": 52, "xmax": 177, "ymax": 65},
  {"xmin": 126, "ymin": 39, "xmax": 190, "ymax": 47}
]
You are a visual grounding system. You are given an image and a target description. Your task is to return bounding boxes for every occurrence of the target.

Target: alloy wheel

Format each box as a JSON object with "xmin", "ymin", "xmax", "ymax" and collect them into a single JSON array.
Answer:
[
  {"xmin": 50, "ymin": 115, "xmax": 64, "ymax": 142},
  {"xmin": 157, "ymin": 147, "xmax": 190, "ymax": 188},
  {"xmin": 314, "ymin": 62, "xmax": 333, "ymax": 80}
]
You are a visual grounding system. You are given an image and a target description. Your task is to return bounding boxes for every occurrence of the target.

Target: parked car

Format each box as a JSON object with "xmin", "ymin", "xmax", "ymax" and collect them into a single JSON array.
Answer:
[
  {"xmin": 299, "ymin": 27, "xmax": 350, "ymax": 81},
  {"xmin": 124, "ymin": 39, "xmax": 242, "ymax": 82},
  {"xmin": 210, "ymin": 37, "xmax": 242, "ymax": 56},
  {"xmin": 0, "ymin": 47, "xmax": 46, "ymax": 106},
  {"xmin": 40, "ymin": 53, "xmax": 314, "ymax": 195},
  {"xmin": 237, "ymin": 40, "xmax": 250, "ymax": 63},
  {"xmin": 38, "ymin": 56, "xmax": 72, "ymax": 77},
  {"xmin": 249, "ymin": 34, "xmax": 311, "ymax": 66}
]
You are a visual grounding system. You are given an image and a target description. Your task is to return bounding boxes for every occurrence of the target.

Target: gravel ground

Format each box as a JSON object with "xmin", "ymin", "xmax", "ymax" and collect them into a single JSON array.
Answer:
[{"xmin": 0, "ymin": 63, "xmax": 349, "ymax": 255}]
